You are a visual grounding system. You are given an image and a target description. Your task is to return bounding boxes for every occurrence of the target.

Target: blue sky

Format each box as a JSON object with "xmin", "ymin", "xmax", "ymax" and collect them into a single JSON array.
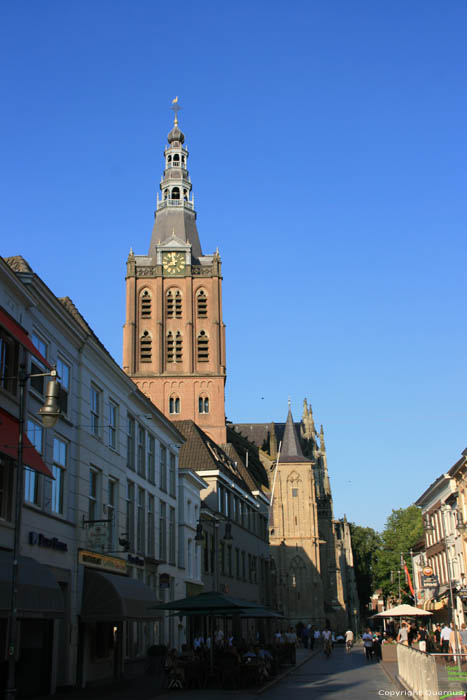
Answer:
[{"xmin": 1, "ymin": 0, "xmax": 466, "ymax": 531}]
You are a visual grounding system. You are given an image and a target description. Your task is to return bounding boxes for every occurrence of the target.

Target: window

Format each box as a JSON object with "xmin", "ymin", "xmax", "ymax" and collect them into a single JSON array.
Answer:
[
  {"xmin": 235, "ymin": 548, "xmax": 240, "ymax": 580},
  {"xmin": 0, "ymin": 328, "xmax": 18, "ymax": 395},
  {"xmin": 220, "ymin": 541, "xmax": 225, "ymax": 575},
  {"xmin": 137, "ymin": 425, "xmax": 145, "ymax": 477},
  {"xmin": 241, "ymin": 551, "xmax": 246, "ymax": 580},
  {"xmin": 147, "ymin": 435, "xmax": 155, "ymax": 484},
  {"xmin": 169, "ymin": 396, "xmax": 180, "ymax": 414},
  {"xmin": 187, "ymin": 539, "xmax": 193, "ymax": 578},
  {"xmin": 160, "ymin": 445, "xmax": 167, "ymax": 491},
  {"xmin": 127, "ymin": 415, "xmax": 135, "ymax": 470},
  {"xmin": 90, "ymin": 385, "xmax": 101, "ymax": 437},
  {"xmin": 218, "ymin": 485, "xmax": 224, "ymax": 514},
  {"xmin": 197, "ymin": 331, "xmax": 209, "ymax": 362},
  {"xmin": 89, "ymin": 468, "xmax": 99, "ymax": 521},
  {"xmin": 196, "ymin": 290, "xmax": 207, "ymax": 318},
  {"xmin": 109, "ymin": 400, "xmax": 118, "ymax": 450},
  {"xmin": 0, "ymin": 455, "xmax": 13, "ymax": 521},
  {"xmin": 159, "ymin": 501, "xmax": 167, "ymax": 560},
  {"xmin": 166, "ymin": 290, "xmax": 182, "ymax": 319},
  {"xmin": 24, "ymin": 467, "xmax": 39, "ymax": 505},
  {"xmin": 30, "ymin": 332, "xmax": 47, "ymax": 395},
  {"xmin": 227, "ymin": 545, "xmax": 232, "ymax": 577},
  {"xmin": 52, "ymin": 437, "xmax": 67, "ymax": 515},
  {"xmin": 203, "ymin": 532, "xmax": 209, "ymax": 574},
  {"xmin": 147, "ymin": 494, "xmax": 155, "ymax": 557},
  {"xmin": 292, "ymin": 488, "xmax": 298, "ymax": 497},
  {"xmin": 198, "ymin": 396, "xmax": 209, "ymax": 414},
  {"xmin": 169, "ymin": 452, "xmax": 176, "ymax": 497},
  {"xmin": 166, "ymin": 331, "xmax": 174, "ymax": 362},
  {"xmin": 141, "ymin": 290, "xmax": 152, "ymax": 318},
  {"xmin": 56, "ymin": 357, "xmax": 70, "ymax": 414},
  {"xmin": 137, "ymin": 488, "xmax": 145, "ymax": 553},
  {"xmin": 175, "ymin": 331, "xmax": 182, "ymax": 361},
  {"xmin": 127, "ymin": 481, "xmax": 135, "ymax": 550},
  {"xmin": 169, "ymin": 507, "xmax": 176, "ymax": 564},
  {"xmin": 107, "ymin": 478, "xmax": 118, "ymax": 549},
  {"xmin": 140, "ymin": 331, "xmax": 152, "ymax": 362}
]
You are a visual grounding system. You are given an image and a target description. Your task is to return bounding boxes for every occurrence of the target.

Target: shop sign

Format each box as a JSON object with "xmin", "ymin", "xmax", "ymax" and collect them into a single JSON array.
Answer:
[
  {"xmin": 423, "ymin": 574, "xmax": 439, "ymax": 588},
  {"xmin": 422, "ymin": 566, "xmax": 434, "ymax": 577},
  {"xmin": 29, "ymin": 531, "xmax": 68, "ymax": 552},
  {"xmin": 79, "ymin": 549, "xmax": 127, "ymax": 574},
  {"xmin": 127, "ymin": 554, "xmax": 145, "ymax": 568}
]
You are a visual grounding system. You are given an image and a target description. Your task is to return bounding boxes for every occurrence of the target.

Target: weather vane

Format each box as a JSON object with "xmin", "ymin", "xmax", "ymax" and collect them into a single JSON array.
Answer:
[{"xmin": 171, "ymin": 96, "xmax": 181, "ymax": 125}]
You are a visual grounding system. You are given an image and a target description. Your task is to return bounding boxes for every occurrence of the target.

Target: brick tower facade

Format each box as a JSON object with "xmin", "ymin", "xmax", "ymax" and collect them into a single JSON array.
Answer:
[{"xmin": 123, "ymin": 105, "xmax": 227, "ymax": 444}]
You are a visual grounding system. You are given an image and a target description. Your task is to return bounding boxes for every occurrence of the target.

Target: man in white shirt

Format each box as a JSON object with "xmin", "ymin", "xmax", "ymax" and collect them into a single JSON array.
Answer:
[
  {"xmin": 345, "ymin": 629, "xmax": 354, "ymax": 650},
  {"xmin": 441, "ymin": 623, "xmax": 452, "ymax": 654}
]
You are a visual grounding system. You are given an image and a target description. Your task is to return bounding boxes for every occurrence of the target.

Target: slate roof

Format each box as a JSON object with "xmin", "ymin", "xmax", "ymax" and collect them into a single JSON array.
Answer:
[
  {"xmin": 174, "ymin": 420, "xmax": 260, "ymax": 493},
  {"xmin": 280, "ymin": 408, "xmax": 311, "ymax": 463},
  {"xmin": 225, "ymin": 425, "xmax": 269, "ymax": 488},
  {"xmin": 231, "ymin": 422, "xmax": 302, "ymax": 452}
]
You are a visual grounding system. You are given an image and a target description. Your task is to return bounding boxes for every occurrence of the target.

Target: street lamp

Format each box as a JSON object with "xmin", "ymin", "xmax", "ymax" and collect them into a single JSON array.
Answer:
[{"xmin": 5, "ymin": 364, "xmax": 61, "ymax": 700}]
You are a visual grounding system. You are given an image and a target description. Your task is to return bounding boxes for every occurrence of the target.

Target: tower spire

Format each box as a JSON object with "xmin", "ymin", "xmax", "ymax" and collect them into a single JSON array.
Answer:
[
  {"xmin": 148, "ymin": 100, "xmax": 203, "ymax": 260},
  {"xmin": 281, "ymin": 403, "xmax": 311, "ymax": 463}
]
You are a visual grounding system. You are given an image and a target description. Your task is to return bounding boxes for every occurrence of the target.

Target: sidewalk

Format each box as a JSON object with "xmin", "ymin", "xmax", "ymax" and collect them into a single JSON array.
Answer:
[{"xmin": 36, "ymin": 647, "xmax": 319, "ymax": 700}]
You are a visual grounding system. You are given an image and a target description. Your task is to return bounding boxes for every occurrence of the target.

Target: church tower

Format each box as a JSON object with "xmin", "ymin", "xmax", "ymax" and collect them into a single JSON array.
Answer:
[
  {"xmin": 123, "ymin": 102, "xmax": 227, "ymax": 444},
  {"xmin": 269, "ymin": 404, "xmax": 324, "ymax": 624}
]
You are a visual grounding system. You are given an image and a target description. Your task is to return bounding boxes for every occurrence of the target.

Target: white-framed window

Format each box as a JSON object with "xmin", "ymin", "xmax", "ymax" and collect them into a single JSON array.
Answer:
[
  {"xmin": 127, "ymin": 414, "xmax": 135, "ymax": 470},
  {"xmin": 137, "ymin": 425, "xmax": 145, "ymax": 477},
  {"xmin": 24, "ymin": 419, "xmax": 43, "ymax": 505},
  {"xmin": 0, "ymin": 328, "xmax": 18, "ymax": 395},
  {"xmin": 56, "ymin": 357, "xmax": 70, "ymax": 415},
  {"xmin": 127, "ymin": 481, "xmax": 135, "ymax": 550},
  {"xmin": 30, "ymin": 332, "xmax": 48, "ymax": 395},
  {"xmin": 52, "ymin": 436, "xmax": 67, "ymax": 515},
  {"xmin": 159, "ymin": 500, "xmax": 167, "ymax": 560},
  {"xmin": 160, "ymin": 445, "xmax": 167, "ymax": 491},
  {"xmin": 137, "ymin": 487, "xmax": 145, "ymax": 553},
  {"xmin": 89, "ymin": 467, "xmax": 99, "ymax": 521},
  {"xmin": 187, "ymin": 539, "xmax": 193, "ymax": 578},
  {"xmin": 147, "ymin": 435, "xmax": 155, "ymax": 484},
  {"xmin": 147, "ymin": 494, "xmax": 155, "ymax": 557},
  {"xmin": 109, "ymin": 400, "xmax": 118, "ymax": 450},
  {"xmin": 169, "ymin": 452, "xmax": 176, "ymax": 497},
  {"xmin": 90, "ymin": 384, "xmax": 101, "ymax": 437},
  {"xmin": 169, "ymin": 506, "xmax": 176, "ymax": 564},
  {"xmin": 107, "ymin": 477, "xmax": 118, "ymax": 549}
]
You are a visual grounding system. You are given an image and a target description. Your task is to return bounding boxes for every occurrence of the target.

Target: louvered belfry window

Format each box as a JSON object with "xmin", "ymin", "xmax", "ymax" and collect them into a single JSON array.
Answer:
[
  {"xmin": 167, "ymin": 332, "xmax": 174, "ymax": 362},
  {"xmin": 197, "ymin": 290, "xmax": 207, "ymax": 318},
  {"xmin": 175, "ymin": 331, "xmax": 182, "ymax": 362},
  {"xmin": 140, "ymin": 331, "xmax": 152, "ymax": 362},
  {"xmin": 175, "ymin": 291, "xmax": 182, "ymax": 317},
  {"xmin": 141, "ymin": 290, "xmax": 151, "ymax": 318},
  {"xmin": 197, "ymin": 331, "xmax": 209, "ymax": 362},
  {"xmin": 166, "ymin": 291, "xmax": 174, "ymax": 318}
]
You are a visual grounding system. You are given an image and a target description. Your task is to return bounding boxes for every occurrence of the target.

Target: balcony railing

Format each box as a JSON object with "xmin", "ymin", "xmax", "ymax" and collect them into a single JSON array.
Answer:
[{"xmin": 157, "ymin": 199, "xmax": 194, "ymax": 211}]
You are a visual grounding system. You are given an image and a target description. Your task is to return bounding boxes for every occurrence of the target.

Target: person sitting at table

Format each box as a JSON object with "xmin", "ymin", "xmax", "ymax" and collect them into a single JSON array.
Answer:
[{"xmin": 243, "ymin": 646, "xmax": 257, "ymax": 661}]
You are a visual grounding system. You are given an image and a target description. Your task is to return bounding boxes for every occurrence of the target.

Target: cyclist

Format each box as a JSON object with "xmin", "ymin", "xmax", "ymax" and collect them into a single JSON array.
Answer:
[
  {"xmin": 322, "ymin": 625, "xmax": 333, "ymax": 657},
  {"xmin": 345, "ymin": 629, "xmax": 354, "ymax": 651}
]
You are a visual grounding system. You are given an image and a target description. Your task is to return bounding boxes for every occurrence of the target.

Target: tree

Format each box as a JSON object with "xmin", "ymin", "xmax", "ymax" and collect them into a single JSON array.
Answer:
[
  {"xmin": 349, "ymin": 523, "xmax": 381, "ymax": 612},
  {"xmin": 374, "ymin": 505, "xmax": 424, "ymax": 603}
]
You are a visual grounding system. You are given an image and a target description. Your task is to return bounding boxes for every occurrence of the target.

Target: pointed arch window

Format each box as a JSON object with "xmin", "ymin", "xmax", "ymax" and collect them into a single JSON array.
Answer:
[
  {"xmin": 196, "ymin": 290, "xmax": 207, "ymax": 318},
  {"xmin": 197, "ymin": 331, "xmax": 209, "ymax": 362},
  {"xmin": 140, "ymin": 330, "xmax": 152, "ymax": 362},
  {"xmin": 175, "ymin": 331, "xmax": 183, "ymax": 362},
  {"xmin": 198, "ymin": 396, "xmax": 209, "ymax": 414},
  {"xmin": 169, "ymin": 396, "xmax": 180, "ymax": 414},
  {"xmin": 166, "ymin": 332, "xmax": 174, "ymax": 363},
  {"xmin": 141, "ymin": 290, "xmax": 152, "ymax": 318},
  {"xmin": 166, "ymin": 289, "xmax": 182, "ymax": 318}
]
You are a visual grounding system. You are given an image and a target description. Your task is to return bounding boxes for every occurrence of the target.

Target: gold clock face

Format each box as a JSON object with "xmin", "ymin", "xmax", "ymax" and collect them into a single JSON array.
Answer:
[{"xmin": 162, "ymin": 251, "xmax": 185, "ymax": 274}]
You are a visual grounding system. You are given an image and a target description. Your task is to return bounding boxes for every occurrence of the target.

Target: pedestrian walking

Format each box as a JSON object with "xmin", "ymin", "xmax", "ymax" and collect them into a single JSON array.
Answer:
[
  {"xmin": 441, "ymin": 623, "xmax": 451, "ymax": 655},
  {"xmin": 362, "ymin": 628, "xmax": 373, "ymax": 661}
]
